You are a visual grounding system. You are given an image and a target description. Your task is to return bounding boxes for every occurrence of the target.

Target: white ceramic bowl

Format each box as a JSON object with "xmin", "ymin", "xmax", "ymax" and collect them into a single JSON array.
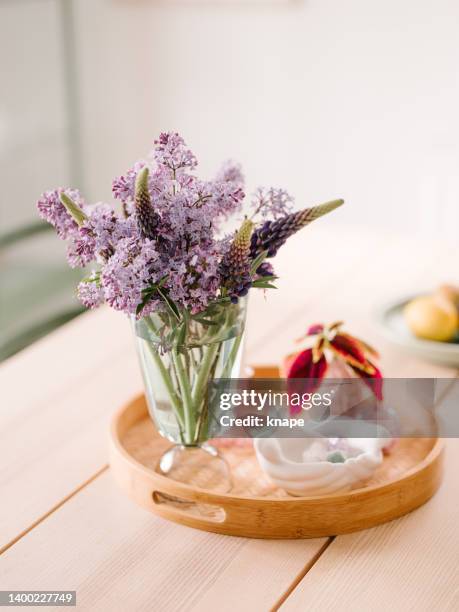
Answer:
[{"xmin": 254, "ymin": 437, "xmax": 385, "ymax": 497}]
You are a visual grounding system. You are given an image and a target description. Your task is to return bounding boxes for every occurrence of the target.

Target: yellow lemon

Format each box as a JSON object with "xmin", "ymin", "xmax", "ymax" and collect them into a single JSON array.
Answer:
[{"xmin": 404, "ymin": 295, "xmax": 458, "ymax": 342}]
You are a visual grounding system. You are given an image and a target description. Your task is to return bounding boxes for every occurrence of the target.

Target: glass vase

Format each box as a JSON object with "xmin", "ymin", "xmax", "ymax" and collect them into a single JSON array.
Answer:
[{"xmin": 132, "ymin": 298, "xmax": 247, "ymax": 492}]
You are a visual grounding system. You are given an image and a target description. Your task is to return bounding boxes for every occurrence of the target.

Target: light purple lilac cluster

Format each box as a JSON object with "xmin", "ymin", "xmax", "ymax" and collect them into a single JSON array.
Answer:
[{"xmin": 37, "ymin": 132, "xmax": 343, "ymax": 316}]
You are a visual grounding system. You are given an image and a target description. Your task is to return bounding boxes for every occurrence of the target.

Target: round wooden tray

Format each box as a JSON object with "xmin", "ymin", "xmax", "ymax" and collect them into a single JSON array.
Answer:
[{"xmin": 109, "ymin": 394, "xmax": 444, "ymax": 539}]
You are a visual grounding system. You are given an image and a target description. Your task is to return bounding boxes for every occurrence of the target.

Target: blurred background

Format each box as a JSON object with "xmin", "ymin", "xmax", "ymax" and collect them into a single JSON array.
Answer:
[{"xmin": 1, "ymin": 0, "xmax": 459, "ymax": 360}]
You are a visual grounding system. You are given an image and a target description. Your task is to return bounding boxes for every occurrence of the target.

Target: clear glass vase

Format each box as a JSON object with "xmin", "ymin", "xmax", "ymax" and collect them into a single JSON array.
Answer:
[{"xmin": 132, "ymin": 298, "xmax": 247, "ymax": 492}]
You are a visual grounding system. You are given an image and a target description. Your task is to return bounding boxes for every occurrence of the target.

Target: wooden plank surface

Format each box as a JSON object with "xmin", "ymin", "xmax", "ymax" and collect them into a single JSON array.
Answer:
[
  {"xmin": 0, "ymin": 309, "xmax": 143, "ymax": 552},
  {"xmin": 1, "ymin": 225, "xmax": 459, "ymax": 610},
  {"xmin": 0, "ymin": 348, "xmax": 141, "ymax": 552},
  {"xmin": 0, "ymin": 471, "xmax": 327, "ymax": 612}
]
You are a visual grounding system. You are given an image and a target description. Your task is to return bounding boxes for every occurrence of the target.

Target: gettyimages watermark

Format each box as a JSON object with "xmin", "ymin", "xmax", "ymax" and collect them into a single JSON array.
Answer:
[{"xmin": 207, "ymin": 378, "xmax": 458, "ymax": 438}]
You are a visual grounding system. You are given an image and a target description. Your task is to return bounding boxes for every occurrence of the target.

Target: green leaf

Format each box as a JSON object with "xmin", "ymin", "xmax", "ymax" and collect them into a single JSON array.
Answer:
[
  {"xmin": 174, "ymin": 321, "xmax": 187, "ymax": 347},
  {"xmin": 141, "ymin": 275, "xmax": 168, "ymax": 296},
  {"xmin": 192, "ymin": 316, "xmax": 218, "ymax": 326},
  {"xmin": 136, "ymin": 296, "xmax": 150, "ymax": 316},
  {"xmin": 157, "ymin": 288, "xmax": 181, "ymax": 321},
  {"xmin": 199, "ymin": 305, "xmax": 220, "ymax": 316},
  {"xmin": 250, "ymin": 250, "xmax": 268, "ymax": 275},
  {"xmin": 252, "ymin": 276, "xmax": 279, "ymax": 287},
  {"xmin": 252, "ymin": 275, "xmax": 278, "ymax": 283},
  {"xmin": 252, "ymin": 279, "xmax": 277, "ymax": 289},
  {"xmin": 137, "ymin": 276, "xmax": 171, "ymax": 316}
]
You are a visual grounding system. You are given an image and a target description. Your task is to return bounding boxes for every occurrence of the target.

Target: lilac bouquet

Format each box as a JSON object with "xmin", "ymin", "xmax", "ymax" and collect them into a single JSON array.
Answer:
[{"xmin": 37, "ymin": 133, "xmax": 343, "ymax": 480}]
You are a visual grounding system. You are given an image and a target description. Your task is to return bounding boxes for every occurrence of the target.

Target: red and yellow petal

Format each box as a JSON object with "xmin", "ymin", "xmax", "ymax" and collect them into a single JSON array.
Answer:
[
  {"xmin": 350, "ymin": 360, "xmax": 383, "ymax": 401},
  {"xmin": 287, "ymin": 348, "xmax": 328, "ymax": 413}
]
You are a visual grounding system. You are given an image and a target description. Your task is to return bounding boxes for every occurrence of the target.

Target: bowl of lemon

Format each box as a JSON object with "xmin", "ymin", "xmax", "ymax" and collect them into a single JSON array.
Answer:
[{"xmin": 379, "ymin": 285, "xmax": 459, "ymax": 367}]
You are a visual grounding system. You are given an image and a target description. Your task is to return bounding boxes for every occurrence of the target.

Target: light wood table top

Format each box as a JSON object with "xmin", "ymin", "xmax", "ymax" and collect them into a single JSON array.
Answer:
[{"xmin": 1, "ymin": 226, "xmax": 458, "ymax": 611}]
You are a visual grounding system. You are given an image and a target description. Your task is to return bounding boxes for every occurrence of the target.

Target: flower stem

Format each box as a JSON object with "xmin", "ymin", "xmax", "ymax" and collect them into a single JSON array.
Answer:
[
  {"xmin": 144, "ymin": 317, "xmax": 185, "ymax": 430},
  {"xmin": 171, "ymin": 347, "xmax": 195, "ymax": 444},
  {"xmin": 220, "ymin": 333, "xmax": 243, "ymax": 379},
  {"xmin": 191, "ymin": 340, "xmax": 220, "ymax": 416},
  {"xmin": 195, "ymin": 342, "xmax": 222, "ymax": 442}
]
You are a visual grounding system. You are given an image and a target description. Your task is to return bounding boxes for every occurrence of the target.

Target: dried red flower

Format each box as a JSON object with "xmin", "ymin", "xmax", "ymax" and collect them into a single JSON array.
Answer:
[
  {"xmin": 287, "ymin": 348, "xmax": 328, "ymax": 414},
  {"xmin": 286, "ymin": 322, "xmax": 383, "ymax": 404}
]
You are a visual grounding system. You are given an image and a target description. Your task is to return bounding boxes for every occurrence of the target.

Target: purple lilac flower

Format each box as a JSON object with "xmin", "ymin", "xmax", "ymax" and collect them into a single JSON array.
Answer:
[
  {"xmin": 155, "ymin": 180, "xmax": 239, "ymax": 247},
  {"xmin": 101, "ymin": 237, "xmax": 160, "ymax": 315},
  {"xmin": 154, "ymin": 132, "xmax": 197, "ymax": 173},
  {"xmin": 77, "ymin": 274, "xmax": 104, "ymax": 309},
  {"xmin": 112, "ymin": 161, "xmax": 146, "ymax": 202},
  {"xmin": 37, "ymin": 131, "xmax": 343, "ymax": 318},
  {"xmin": 207, "ymin": 181, "xmax": 245, "ymax": 222},
  {"xmin": 88, "ymin": 204, "xmax": 130, "ymax": 251},
  {"xmin": 37, "ymin": 188, "xmax": 83, "ymax": 239},
  {"xmin": 67, "ymin": 231, "xmax": 96, "ymax": 268},
  {"xmin": 113, "ymin": 161, "xmax": 173, "ymax": 204},
  {"xmin": 251, "ymin": 187, "xmax": 294, "ymax": 220},
  {"xmin": 113, "ymin": 140, "xmax": 244, "ymax": 244},
  {"xmin": 215, "ymin": 160, "xmax": 244, "ymax": 187},
  {"xmin": 167, "ymin": 241, "xmax": 222, "ymax": 313},
  {"xmin": 162, "ymin": 190, "xmax": 209, "ymax": 241},
  {"xmin": 66, "ymin": 204, "xmax": 137, "ymax": 268}
]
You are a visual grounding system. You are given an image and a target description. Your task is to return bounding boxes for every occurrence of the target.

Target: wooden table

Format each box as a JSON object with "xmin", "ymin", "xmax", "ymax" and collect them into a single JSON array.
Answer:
[{"xmin": 1, "ymin": 226, "xmax": 458, "ymax": 611}]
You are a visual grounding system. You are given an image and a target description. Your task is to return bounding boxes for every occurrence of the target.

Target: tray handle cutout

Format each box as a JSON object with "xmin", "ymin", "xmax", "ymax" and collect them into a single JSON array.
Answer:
[{"xmin": 152, "ymin": 491, "xmax": 227, "ymax": 523}]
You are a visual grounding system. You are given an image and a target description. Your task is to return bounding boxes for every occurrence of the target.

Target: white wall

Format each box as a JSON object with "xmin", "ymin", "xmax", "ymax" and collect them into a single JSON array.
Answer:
[
  {"xmin": 73, "ymin": 0, "xmax": 459, "ymax": 243},
  {"xmin": 6, "ymin": 0, "xmax": 459, "ymax": 242}
]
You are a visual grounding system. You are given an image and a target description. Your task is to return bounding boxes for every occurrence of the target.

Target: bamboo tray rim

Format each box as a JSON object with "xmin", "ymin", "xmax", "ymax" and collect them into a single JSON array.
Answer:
[{"xmin": 110, "ymin": 394, "xmax": 444, "ymax": 505}]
